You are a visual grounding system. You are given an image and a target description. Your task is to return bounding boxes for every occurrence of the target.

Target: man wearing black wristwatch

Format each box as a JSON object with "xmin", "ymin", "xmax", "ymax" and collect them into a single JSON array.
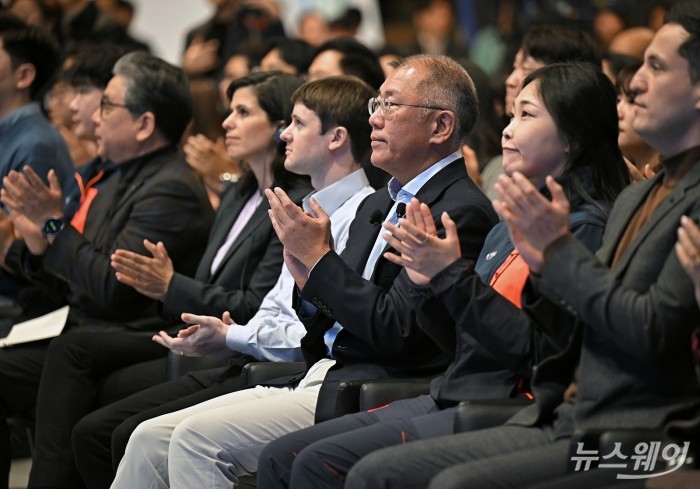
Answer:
[
  {"xmin": 0, "ymin": 51, "xmax": 214, "ymax": 487},
  {"xmin": 41, "ymin": 216, "xmax": 68, "ymax": 241}
]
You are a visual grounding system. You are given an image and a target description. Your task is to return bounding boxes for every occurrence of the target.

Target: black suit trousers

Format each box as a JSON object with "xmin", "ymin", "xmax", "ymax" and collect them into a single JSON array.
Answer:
[
  {"xmin": 72, "ymin": 365, "xmax": 242, "ymax": 489},
  {"xmin": 0, "ymin": 339, "xmax": 51, "ymax": 489},
  {"xmin": 27, "ymin": 332, "xmax": 168, "ymax": 489}
]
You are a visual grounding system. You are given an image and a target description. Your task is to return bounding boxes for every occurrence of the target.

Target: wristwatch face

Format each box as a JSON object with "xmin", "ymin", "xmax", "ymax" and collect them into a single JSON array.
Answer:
[{"xmin": 42, "ymin": 217, "xmax": 66, "ymax": 237}]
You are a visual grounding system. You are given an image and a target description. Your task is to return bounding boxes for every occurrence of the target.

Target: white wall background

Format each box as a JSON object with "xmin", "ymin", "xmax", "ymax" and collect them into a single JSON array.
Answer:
[{"xmin": 128, "ymin": 0, "xmax": 214, "ymax": 65}]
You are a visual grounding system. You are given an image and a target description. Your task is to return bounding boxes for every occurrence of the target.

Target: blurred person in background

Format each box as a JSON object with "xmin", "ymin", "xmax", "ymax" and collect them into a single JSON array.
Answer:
[
  {"xmin": 54, "ymin": 0, "xmax": 148, "ymax": 52},
  {"xmin": 184, "ymin": 47, "xmax": 258, "ymax": 210},
  {"xmin": 602, "ymin": 26, "xmax": 654, "ymax": 84},
  {"xmin": 411, "ymin": 0, "xmax": 468, "ymax": 58},
  {"xmin": 44, "ymin": 71, "xmax": 97, "ymax": 167},
  {"xmin": 0, "ymin": 15, "xmax": 72, "ymax": 191},
  {"xmin": 182, "ymin": 0, "xmax": 284, "ymax": 79},
  {"xmin": 296, "ymin": 10, "xmax": 329, "ymax": 46},
  {"xmin": 277, "ymin": 0, "xmax": 383, "ymax": 50},
  {"xmin": 374, "ymin": 45, "xmax": 404, "ymax": 77},
  {"xmin": 592, "ymin": 7, "xmax": 627, "ymax": 52},
  {"xmin": 6, "ymin": 0, "xmax": 59, "ymax": 37},
  {"xmin": 616, "ymin": 62, "xmax": 660, "ymax": 181},
  {"xmin": 94, "ymin": 0, "xmax": 135, "ymax": 30},
  {"xmin": 258, "ymin": 37, "xmax": 314, "ymax": 75},
  {"xmin": 328, "ymin": 7, "xmax": 361, "ymax": 39}
]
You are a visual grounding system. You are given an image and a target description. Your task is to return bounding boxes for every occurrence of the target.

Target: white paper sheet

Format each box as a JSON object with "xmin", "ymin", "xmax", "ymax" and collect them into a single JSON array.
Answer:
[{"xmin": 0, "ymin": 306, "xmax": 70, "ymax": 347}]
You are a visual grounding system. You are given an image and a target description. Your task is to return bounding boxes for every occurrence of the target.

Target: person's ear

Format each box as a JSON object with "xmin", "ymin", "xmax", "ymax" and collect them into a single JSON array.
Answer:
[
  {"xmin": 565, "ymin": 139, "xmax": 580, "ymax": 158},
  {"xmin": 14, "ymin": 63, "xmax": 36, "ymax": 92},
  {"xmin": 135, "ymin": 111, "xmax": 157, "ymax": 142},
  {"xmin": 328, "ymin": 126, "xmax": 348, "ymax": 151},
  {"xmin": 429, "ymin": 110, "xmax": 455, "ymax": 145}
]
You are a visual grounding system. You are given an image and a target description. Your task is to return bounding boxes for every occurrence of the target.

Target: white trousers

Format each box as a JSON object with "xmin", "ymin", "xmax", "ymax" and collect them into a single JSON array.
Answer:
[{"xmin": 111, "ymin": 359, "xmax": 335, "ymax": 489}]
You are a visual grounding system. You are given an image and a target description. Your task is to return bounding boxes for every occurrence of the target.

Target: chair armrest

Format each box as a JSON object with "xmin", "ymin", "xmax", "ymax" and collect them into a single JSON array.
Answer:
[
  {"xmin": 599, "ymin": 428, "xmax": 666, "ymax": 451},
  {"xmin": 240, "ymin": 361, "xmax": 306, "ymax": 387},
  {"xmin": 332, "ymin": 380, "xmax": 364, "ymax": 417},
  {"xmin": 330, "ymin": 377, "xmax": 435, "ymax": 418},
  {"xmin": 454, "ymin": 399, "xmax": 534, "ymax": 433},
  {"xmin": 359, "ymin": 378, "xmax": 433, "ymax": 411},
  {"xmin": 165, "ymin": 351, "xmax": 231, "ymax": 382},
  {"xmin": 569, "ymin": 427, "xmax": 666, "ymax": 452}
]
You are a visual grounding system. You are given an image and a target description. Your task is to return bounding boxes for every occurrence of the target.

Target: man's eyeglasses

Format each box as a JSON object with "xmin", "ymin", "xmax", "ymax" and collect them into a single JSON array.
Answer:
[
  {"xmin": 367, "ymin": 96, "xmax": 448, "ymax": 117},
  {"xmin": 99, "ymin": 97, "xmax": 131, "ymax": 117}
]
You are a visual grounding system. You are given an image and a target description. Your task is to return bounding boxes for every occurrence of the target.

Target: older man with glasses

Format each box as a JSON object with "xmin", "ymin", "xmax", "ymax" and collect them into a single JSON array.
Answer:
[{"xmin": 0, "ymin": 50, "xmax": 214, "ymax": 488}]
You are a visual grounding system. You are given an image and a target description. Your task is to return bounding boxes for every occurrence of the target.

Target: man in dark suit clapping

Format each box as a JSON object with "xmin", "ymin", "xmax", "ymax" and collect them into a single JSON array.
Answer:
[{"xmin": 0, "ymin": 51, "xmax": 214, "ymax": 488}]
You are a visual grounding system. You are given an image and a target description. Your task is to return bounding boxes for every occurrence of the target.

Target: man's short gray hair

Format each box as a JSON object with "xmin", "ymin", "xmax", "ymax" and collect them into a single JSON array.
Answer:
[
  {"xmin": 113, "ymin": 51, "xmax": 193, "ymax": 145},
  {"xmin": 393, "ymin": 54, "xmax": 479, "ymax": 147}
]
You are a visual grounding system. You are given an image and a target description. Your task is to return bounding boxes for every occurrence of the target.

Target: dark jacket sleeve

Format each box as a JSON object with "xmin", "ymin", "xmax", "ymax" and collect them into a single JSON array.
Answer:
[
  {"xmin": 420, "ymin": 209, "xmax": 609, "ymax": 375},
  {"xmin": 160, "ymin": 181, "xmax": 309, "ymax": 324},
  {"xmin": 424, "ymin": 259, "xmax": 534, "ymax": 376},
  {"xmin": 539, "ymin": 230, "xmax": 700, "ymax": 364},
  {"xmin": 161, "ymin": 233, "xmax": 284, "ymax": 324},
  {"xmin": 42, "ymin": 175, "xmax": 213, "ymax": 320}
]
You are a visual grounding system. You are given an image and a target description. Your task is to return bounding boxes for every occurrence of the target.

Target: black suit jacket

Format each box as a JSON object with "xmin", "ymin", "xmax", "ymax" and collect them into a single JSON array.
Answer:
[
  {"xmin": 511, "ymin": 148, "xmax": 700, "ymax": 432},
  {"xmin": 16, "ymin": 147, "xmax": 215, "ymax": 331},
  {"xmin": 161, "ymin": 176, "xmax": 310, "ymax": 325},
  {"xmin": 297, "ymin": 158, "xmax": 498, "ymax": 420}
]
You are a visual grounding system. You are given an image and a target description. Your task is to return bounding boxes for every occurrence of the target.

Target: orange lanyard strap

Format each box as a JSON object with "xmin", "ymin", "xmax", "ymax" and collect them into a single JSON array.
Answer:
[{"xmin": 74, "ymin": 169, "xmax": 105, "ymax": 201}]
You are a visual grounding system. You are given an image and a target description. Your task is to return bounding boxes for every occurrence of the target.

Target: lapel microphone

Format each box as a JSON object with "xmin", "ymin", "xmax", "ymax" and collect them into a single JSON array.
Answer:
[
  {"xmin": 369, "ymin": 210, "xmax": 383, "ymax": 226},
  {"xmin": 369, "ymin": 203, "xmax": 406, "ymax": 226},
  {"xmin": 396, "ymin": 202, "xmax": 406, "ymax": 219}
]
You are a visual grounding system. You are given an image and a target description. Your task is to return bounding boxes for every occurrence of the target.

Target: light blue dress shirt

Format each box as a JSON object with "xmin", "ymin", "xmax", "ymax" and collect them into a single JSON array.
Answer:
[
  {"xmin": 225, "ymin": 169, "xmax": 374, "ymax": 361},
  {"xmin": 323, "ymin": 150, "xmax": 463, "ymax": 356}
]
